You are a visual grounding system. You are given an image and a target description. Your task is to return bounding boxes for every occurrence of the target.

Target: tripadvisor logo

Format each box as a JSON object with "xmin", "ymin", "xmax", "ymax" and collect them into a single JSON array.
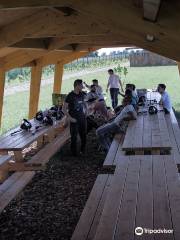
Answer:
[
  {"xmin": 135, "ymin": 227, "xmax": 143, "ymax": 236},
  {"xmin": 135, "ymin": 227, "xmax": 173, "ymax": 236}
]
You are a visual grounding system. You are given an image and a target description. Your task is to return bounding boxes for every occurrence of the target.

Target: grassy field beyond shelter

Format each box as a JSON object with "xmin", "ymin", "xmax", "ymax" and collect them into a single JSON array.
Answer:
[{"xmin": 1, "ymin": 65, "xmax": 180, "ymax": 134}]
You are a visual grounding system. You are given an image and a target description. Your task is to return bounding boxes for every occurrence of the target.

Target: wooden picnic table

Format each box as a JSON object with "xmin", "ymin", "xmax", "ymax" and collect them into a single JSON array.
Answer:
[
  {"xmin": 0, "ymin": 118, "xmax": 65, "ymax": 161},
  {"xmin": 122, "ymin": 90, "xmax": 171, "ymax": 154}
]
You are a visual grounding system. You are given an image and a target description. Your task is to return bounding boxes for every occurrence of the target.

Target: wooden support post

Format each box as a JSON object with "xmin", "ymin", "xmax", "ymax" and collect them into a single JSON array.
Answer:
[
  {"xmin": 177, "ymin": 62, "xmax": 180, "ymax": 76},
  {"xmin": 28, "ymin": 60, "xmax": 42, "ymax": 119},
  {"xmin": 0, "ymin": 69, "xmax": 5, "ymax": 128},
  {"xmin": 53, "ymin": 61, "xmax": 64, "ymax": 94}
]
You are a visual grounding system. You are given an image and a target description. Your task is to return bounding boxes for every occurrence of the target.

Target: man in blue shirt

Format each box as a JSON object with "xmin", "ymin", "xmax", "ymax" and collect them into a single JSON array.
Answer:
[{"xmin": 157, "ymin": 84, "xmax": 172, "ymax": 114}]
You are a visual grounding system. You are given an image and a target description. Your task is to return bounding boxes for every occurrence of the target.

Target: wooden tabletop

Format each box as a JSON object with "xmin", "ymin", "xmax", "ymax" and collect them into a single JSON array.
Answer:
[
  {"xmin": 122, "ymin": 110, "xmax": 171, "ymax": 151},
  {"xmin": 94, "ymin": 155, "xmax": 180, "ymax": 240},
  {"xmin": 0, "ymin": 118, "xmax": 63, "ymax": 151}
]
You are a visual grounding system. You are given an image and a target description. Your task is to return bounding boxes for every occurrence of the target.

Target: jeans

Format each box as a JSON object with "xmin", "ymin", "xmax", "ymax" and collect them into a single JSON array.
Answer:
[
  {"xmin": 110, "ymin": 88, "xmax": 119, "ymax": 109},
  {"xmin": 96, "ymin": 121, "xmax": 122, "ymax": 152},
  {"xmin": 70, "ymin": 118, "xmax": 87, "ymax": 155}
]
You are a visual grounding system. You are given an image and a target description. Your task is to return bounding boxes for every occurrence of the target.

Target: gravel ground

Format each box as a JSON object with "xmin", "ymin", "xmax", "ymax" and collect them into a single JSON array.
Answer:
[{"xmin": 0, "ymin": 130, "xmax": 108, "ymax": 240}]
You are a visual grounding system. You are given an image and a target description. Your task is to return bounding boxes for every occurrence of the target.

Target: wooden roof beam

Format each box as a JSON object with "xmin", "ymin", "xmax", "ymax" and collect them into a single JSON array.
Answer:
[
  {"xmin": 143, "ymin": 0, "xmax": 161, "ymax": 22},
  {"xmin": 11, "ymin": 38, "xmax": 50, "ymax": 49},
  {"xmin": 0, "ymin": 7, "xmax": 111, "ymax": 48},
  {"xmin": 0, "ymin": 1, "xmax": 70, "ymax": 9}
]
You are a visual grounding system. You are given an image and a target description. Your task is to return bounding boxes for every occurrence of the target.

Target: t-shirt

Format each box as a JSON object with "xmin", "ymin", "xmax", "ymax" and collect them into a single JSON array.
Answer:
[
  {"xmin": 86, "ymin": 91, "xmax": 98, "ymax": 102},
  {"xmin": 96, "ymin": 85, "xmax": 104, "ymax": 100},
  {"xmin": 108, "ymin": 74, "xmax": 120, "ymax": 89},
  {"xmin": 161, "ymin": 91, "xmax": 172, "ymax": 112},
  {"xmin": 114, "ymin": 104, "xmax": 137, "ymax": 126},
  {"xmin": 65, "ymin": 91, "xmax": 86, "ymax": 119}
]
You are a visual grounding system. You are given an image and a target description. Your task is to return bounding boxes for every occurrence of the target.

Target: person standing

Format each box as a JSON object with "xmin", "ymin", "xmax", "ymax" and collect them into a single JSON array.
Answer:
[
  {"xmin": 63, "ymin": 79, "xmax": 87, "ymax": 156},
  {"xmin": 106, "ymin": 69, "xmax": 124, "ymax": 109}
]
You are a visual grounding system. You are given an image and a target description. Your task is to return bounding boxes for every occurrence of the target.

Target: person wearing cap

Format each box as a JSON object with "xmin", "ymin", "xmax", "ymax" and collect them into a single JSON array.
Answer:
[{"xmin": 63, "ymin": 79, "xmax": 87, "ymax": 156}]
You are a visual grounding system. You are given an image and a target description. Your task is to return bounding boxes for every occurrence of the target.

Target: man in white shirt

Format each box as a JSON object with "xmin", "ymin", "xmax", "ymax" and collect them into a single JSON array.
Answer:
[
  {"xmin": 84, "ymin": 79, "xmax": 103, "ymax": 99},
  {"xmin": 157, "ymin": 84, "xmax": 172, "ymax": 114},
  {"xmin": 96, "ymin": 95, "xmax": 137, "ymax": 152},
  {"xmin": 106, "ymin": 69, "xmax": 124, "ymax": 109}
]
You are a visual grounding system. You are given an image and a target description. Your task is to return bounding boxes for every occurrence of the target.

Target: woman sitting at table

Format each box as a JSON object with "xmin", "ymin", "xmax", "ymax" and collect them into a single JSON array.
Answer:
[{"xmin": 96, "ymin": 95, "xmax": 137, "ymax": 153}]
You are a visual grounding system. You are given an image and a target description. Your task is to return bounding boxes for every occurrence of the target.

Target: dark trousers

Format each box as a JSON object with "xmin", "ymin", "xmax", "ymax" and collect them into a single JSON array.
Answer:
[
  {"xmin": 110, "ymin": 88, "xmax": 119, "ymax": 109},
  {"xmin": 70, "ymin": 118, "xmax": 87, "ymax": 155}
]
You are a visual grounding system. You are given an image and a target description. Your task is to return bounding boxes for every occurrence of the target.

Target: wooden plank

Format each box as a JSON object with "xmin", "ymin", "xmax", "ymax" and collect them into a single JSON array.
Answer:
[
  {"xmin": 0, "ymin": 171, "xmax": 35, "ymax": 213},
  {"xmin": 132, "ymin": 115, "xmax": 144, "ymax": 149},
  {"xmin": 0, "ymin": 155, "xmax": 11, "ymax": 168},
  {"xmin": 94, "ymin": 156, "xmax": 130, "ymax": 240},
  {"xmin": 103, "ymin": 134, "xmax": 122, "ymax": 168},
  {"xmin": 0, "ymin": 172, "xmax": 24, "ymax": 195},
  {"xmin": 164, "ymin": 155, "xmax": 180, "ymax": 239},
  {"xmin": 165, "ymin": 114, "xmax": 180, "ymax": 164},
  {"xmin": 122, "ymin": 121, "xmax": 135, "ymax": 150},
  {"xmin": 28, "ymin": 60, "xmax": 42, "ymax": 119},
  {"xmin": 114, "ymin": 156, "xmax": 141, "ymax": 240},
  {"xmin": 143, "ymin": 0, "xmax": 161, "ymax": 22},
  {"xmin": 152, "ymin": 155, "xmax": 174, "ymax": 240},
  {"xmin": 0, "ymin": 69, "xmax": 5, "ymax": 127},
  {"xmin": 134, "ymin": 156, "xmax": 153, "ymax": 240},
  {"xmin": 53, "ymin": 61, "xmax": 64, "ymax": 94},
  {"xmin": 71, "ymin": 174, "xmax": 111, "ymax": 240},
  {"xmin": 87, "ymin": 175, "xmax": 112, "ymax": 240},
  {"xmin": 29, "ymin": 127, "xmax": 70, "ymax": 165}
]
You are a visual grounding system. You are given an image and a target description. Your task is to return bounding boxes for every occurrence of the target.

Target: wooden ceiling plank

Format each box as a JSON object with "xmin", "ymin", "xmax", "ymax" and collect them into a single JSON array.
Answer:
[{"xmin": 143, "ymin": 0, "xmax": 161, "ymax": 22}]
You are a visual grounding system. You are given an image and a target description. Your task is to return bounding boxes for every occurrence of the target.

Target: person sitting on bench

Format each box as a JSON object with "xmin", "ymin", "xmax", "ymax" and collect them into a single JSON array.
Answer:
[
  {"xmin": 118, "ymin": 87, "xmax": 138, "ymax": 111},
  {"xmin": 84, "ymin": 79, "xmax": 103, "ymax": 99},
  {"xmin": 86, "ymin": 85, "xmax": 109, "ymax": 120},
  {"xmin": 96, "ymin": 95, "xmax": 137, "ymax": 153},
  {"xmin": 157, "ymin": 84, "xmax": 172, "ymax": 114}
]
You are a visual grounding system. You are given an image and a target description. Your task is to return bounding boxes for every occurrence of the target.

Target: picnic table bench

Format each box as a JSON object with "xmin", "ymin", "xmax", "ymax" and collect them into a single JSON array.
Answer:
[
  {"xmin": 73, "ymin": 155, "xmax": 180, "ymax": 240},
  {"xmin": 0, "ymin": 117, "xmax": 70, "ymax": 213},
  {"xmin": 0, "ymin": 118, "xmax": 66, "ymax": 161}
]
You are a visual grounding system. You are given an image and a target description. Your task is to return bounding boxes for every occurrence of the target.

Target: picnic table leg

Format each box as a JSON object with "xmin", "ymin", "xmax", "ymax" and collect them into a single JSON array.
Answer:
[
  {"xmin": 14, "ymin": 151, "xmax": 24, "ymax": 162},
  {"xmin": 0, "ymin": 150, "xmax": 8, "ymax": 155},
  {"xmin": 0, "ymin": 169, "xmax": 8, "ymax": 183},
  {"xmin": 37, "ymin": 135, "xmax": 44, "ymax": 148}
]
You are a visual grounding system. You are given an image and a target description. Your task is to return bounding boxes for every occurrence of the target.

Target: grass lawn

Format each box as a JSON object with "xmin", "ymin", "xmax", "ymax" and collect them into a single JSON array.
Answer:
[{"xmin": 1, "ymin": 65, "xmax": 180, "ymax": 134}]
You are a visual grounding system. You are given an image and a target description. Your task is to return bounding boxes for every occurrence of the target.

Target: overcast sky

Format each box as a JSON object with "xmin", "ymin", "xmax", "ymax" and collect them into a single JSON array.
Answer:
[{"xmin": 97, "ymin": 47, "xmax": 126, "ymax": 55}]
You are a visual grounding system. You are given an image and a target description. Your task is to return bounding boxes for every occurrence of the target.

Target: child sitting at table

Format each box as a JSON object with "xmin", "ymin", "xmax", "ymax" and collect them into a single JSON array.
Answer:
[
  {"xmin": 96, "ymin": 95, "xmax": 137, "ymax": 153},
  {"xmin": 157, "ymin": 84, "xmax": 172, "ymax": 114}
]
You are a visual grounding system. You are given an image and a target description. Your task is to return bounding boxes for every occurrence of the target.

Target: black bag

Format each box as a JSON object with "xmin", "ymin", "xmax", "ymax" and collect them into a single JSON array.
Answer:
[
  {"xmin": 148, "ymin": 105, "xmax": 158, "ymax": 115},
  {"xmin": 86, "ymin": 115, "xmax": 98, "ymax": 133}
]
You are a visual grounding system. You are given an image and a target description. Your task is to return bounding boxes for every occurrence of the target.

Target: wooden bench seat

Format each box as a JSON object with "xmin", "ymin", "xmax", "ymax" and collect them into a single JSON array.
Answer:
[
  {"xmin": 103, "ymin": 134, "xmax": 124, "ymax": 169},
  {"xmin": 165, "ymin": 110, "xmax": 180, "ymax": 166},
  {"xmin": 0, "ymin": 155, "xmax": 12, "ymax": 183},
  {"xmin": 29, "ymin": 126, "xmax": 70, "ymax": 166},
  {"xmin": 74, "ymin": 155, "xmax": 180, "ymax": 240},
  {"xmin": 0, "ymin": 171, "xmax": 35, "ymax": 213},
  {"xmin": 71, "ymin": 174, "xmax": 112, "ymax": 240}
]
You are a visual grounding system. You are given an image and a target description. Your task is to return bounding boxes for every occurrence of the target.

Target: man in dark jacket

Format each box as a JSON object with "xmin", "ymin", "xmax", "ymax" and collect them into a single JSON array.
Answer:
[{"xmin": 63, "ymin": 79, "xmax": 87, "ymax": 156}]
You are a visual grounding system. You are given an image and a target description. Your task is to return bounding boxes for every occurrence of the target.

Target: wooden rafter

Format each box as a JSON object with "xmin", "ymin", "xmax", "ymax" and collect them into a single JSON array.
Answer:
[
  {"xmin": 0, "ymin": 49, "xmax": 48, "ymax": 71},
  {"xmin": 143, "ymin": 0, "xmax": 161, "ymax": 22},
  {"xmin": 0, "ymin": 7, "xmax": 111, "ymax": 49}
]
